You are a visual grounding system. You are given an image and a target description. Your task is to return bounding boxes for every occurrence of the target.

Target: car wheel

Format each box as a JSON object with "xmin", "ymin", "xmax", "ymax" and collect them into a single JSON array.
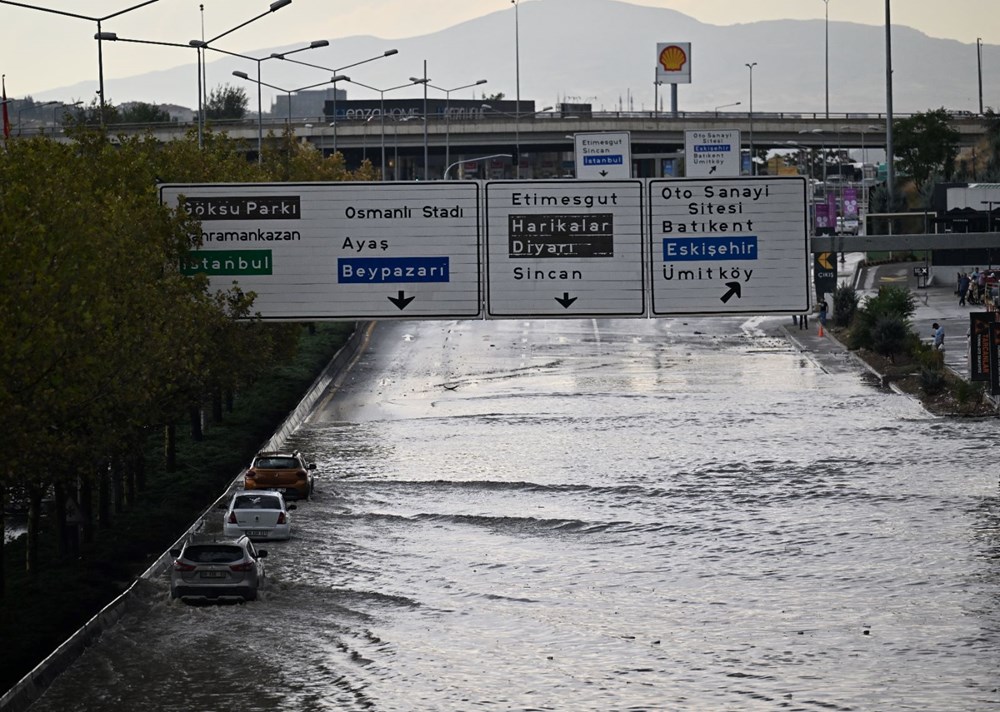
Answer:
[{"xmin": 244, "ymin": 589, "xmax": 257, "ymax": 602}]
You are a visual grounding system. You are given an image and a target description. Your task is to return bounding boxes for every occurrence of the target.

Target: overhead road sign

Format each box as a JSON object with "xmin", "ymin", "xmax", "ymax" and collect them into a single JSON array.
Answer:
[
  {"xmin": 485, "ymin": 180, "xmax": 645, "ymax": 318},
  {"xmin": 160, "ymin": 182, "xmax": 482, "ymax": 321},
  {"xmin": 685, "ymin": 129, "xmax": 741, "ymax": 178},
  {"xmin": 647, "ymin": 177, "xmax": 809, "ymax": 315},
  {"xmin": 574, "ymin": 132, "xmax": 632, "ymax": 180}
]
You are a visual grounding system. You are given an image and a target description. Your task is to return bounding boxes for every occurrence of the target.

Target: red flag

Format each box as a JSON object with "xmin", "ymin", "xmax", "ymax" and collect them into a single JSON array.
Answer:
[{"xmin": 1, "ymin": 75, "xmax": 10, "ymax": 139}]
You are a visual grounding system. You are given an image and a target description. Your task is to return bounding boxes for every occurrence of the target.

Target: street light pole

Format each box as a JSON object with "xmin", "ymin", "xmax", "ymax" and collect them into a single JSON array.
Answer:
[
  {"xmin": 0, "ymin": 0, "xmax": 162, "ymax": 127},
  {"xmin": 346, "ymin": 77, "xmax": 427, "ymax": 180},
  {"xmin": 714, "ymin": 101, "xmax": 741, "ymax": 117},
  {"xmin": 445, "ymin": 153, "xmax": 513, "ymax": 180},
  {"xmin": 884, "ymin": 0, "xmax": 896, "ymax": 208},
  {"xmin": 512, "ymin": 0, "xmax": 521, "ymax": 178},
  {"xmin": 269, "ymin": 48, "xmax": 399, "ymax": 155},
  {"xmin": 977, "ymin": 37, "xmax": 984, "ymax": 115},
  {"xmin": 192, "ymin": 38, "xmax": 327, "ymax": 160},
  {"xmin": 427, "ymin": 79, "xmax": 488, "ymax": 178},
  {"xmin": 187, "ymin": 0, "xmax": 294, "ymax": 162},
  {"xmin": 745, "ymin": 62, "xmax": 756, "ymax": 175},
  {"xmin": 821, "ymin": 0, "xmax": 830, "ymax": 119}
]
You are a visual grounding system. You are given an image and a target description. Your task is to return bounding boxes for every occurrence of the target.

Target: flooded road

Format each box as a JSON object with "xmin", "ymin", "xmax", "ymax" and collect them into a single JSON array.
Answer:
[{"xmin": 29, "ymin": 317, "xmax": 1000, "ymax": 711}]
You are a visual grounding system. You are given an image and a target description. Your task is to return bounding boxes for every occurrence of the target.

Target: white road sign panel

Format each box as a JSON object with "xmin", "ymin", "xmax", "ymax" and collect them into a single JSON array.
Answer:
[
  {"xmin": 647, "ymin": 177, "xmax": 809, "ymax": 315},
  {"xmin": 160, "ymin": 182, "xmax": 481, "ymax": 320},
  {"xmin": 485, "ymin": 180, "xmax": 645, "ymax": 318},
  {"xmin": 685, "ymin": 129, "xmax": 741, "ymax": 177},
  {"xmin": 574, "ymin": 132, "xmax": 632, "ymax": 180}
]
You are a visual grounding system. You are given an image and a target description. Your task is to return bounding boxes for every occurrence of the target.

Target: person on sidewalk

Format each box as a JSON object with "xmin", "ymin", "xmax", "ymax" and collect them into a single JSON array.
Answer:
[
  {"xmin": 958, "ymin": 272, "xmax": 970, "ymax": 306},
  {"xmin": 932, "ymin": 322, "xmax": 945, "ymax": 351},
  {"xmin": 818, "ymin": 299, "xmax": 828, "ymax": 328}
]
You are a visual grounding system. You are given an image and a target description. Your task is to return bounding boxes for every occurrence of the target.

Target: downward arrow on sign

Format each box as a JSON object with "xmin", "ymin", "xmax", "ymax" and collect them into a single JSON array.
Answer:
[
  {"xmin": 555, "ymin": 292, "xmax": 578, "ymax": 308},
  {"xmin": 388, "ymin": 291, "xmax": 415, "ymax": 310},
  {"xmin": 599, "ymin": 170, "xmax": 608, "ymax": 177}
]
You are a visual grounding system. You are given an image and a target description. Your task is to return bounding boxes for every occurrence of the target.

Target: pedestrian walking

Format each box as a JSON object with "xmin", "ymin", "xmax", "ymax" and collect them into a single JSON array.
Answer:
[
  {"xmin": 932, "ymin": 322, "xmax": 945, "ymax": 351},
  {"xmin": 958, "ymin": 272, "xmax": 970, "ymax": 306},
  {"xmin": 818, "ymin": 299, "xmax": 828, "ymax": 327}
]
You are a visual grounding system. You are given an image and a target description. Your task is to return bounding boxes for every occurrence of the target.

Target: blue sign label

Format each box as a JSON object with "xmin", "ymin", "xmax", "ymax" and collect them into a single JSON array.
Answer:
[
  {"xmin": 694, "ymin": 144, "xmax": 732, "ymax": 153},
  {"xmin": 662, "ymin": 237, "xmax": 758, "ymax": 262},
  {"xmin": 339, "ymin": 256, "xmax": 450, "ymax": 283},
  {"xmin": 583, "ymin": 155, "xmax": 624, "ymax": 166}
]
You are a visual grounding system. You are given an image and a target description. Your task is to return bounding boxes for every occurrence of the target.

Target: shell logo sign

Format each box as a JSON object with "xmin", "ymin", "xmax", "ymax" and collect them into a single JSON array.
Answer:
[{"xmin": 656, "ymin": 42, "xmax": 692, "ymax": 84}]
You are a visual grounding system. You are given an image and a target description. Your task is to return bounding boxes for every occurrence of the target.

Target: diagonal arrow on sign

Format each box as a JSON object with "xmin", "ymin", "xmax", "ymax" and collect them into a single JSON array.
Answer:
[
  {"xmin": 817, "ymin": 252, "xmax": 834, "ymax": 270},
  {"xmin": 720, "ymin": 282, "xmax": 742, "ymax": 304}
]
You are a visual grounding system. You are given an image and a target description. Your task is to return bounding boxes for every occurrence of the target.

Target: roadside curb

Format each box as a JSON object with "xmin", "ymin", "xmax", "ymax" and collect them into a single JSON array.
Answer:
[{"xmin": 0, "ymin": 323, "xmax": 371, "ymax": 712}]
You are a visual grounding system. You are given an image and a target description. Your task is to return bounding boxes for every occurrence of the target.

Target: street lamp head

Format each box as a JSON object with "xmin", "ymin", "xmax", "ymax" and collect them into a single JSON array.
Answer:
[
  {"xmin": 95, "ymin": 31, "xmax": 118, "ymax": 41},
  {"xmin": 189, "ymin": 39, "xmax": 207, "ymax": 48},
  {"xmin": 384, "ymin": 49, "xmax": 399, "ymax": 57},
  {"xmin": 233, "ymin": 70, "xmax": 250, "ymax": 80},
  {"xmin": 475, "ymin": 79, "xmax": 488, "ymax": 86},
  {"xmin": 330, "ymin": 74, "xmax": 349, "ymax": 82},
  {"xmin": 310, "ymin": 40, "xmax": 329, "ymax": 48},
  {"xmin": 269, "ymin": 0, "xmax": 291, "ymax": 11}
]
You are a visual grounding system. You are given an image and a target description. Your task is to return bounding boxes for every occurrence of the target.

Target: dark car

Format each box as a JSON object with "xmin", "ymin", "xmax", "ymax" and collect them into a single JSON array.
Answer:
[
  {"xmin": 243, "ymin": 450, "xmax": 316, "ymax": 500},
  {"xmin": 169, "ymin": 536, "xmax": 267, "ymax": 602}
]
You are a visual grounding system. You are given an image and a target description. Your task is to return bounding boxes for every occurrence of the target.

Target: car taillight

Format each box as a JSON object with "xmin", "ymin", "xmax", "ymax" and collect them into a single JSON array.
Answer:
[
  {"xmin": 228, "ymin": 512, "xmax": 237, "ymax": 524},
  {"xmin": 277, "ymin": 512, "xmax": 286, "ymax": 525},
  {"xmin": 245, "ymin": 471, "xmax": 257, "ymax": 480},
  {"xmin": 230, "ymin": 561, "xmax": 254, "ymax": 572},
  {"xmin": 174, "ymin": 560, "xmax": 196, "ymax": 572}
]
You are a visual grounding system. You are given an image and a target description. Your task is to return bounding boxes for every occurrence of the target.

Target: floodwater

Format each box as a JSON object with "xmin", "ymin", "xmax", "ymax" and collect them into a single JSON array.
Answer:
[{"xmin": 28, "ymin": 317, "xmax": 1000, "ymax": 711}]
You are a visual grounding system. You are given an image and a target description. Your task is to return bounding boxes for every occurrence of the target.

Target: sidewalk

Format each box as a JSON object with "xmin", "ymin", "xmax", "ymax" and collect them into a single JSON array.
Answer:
[{"xmin": 783, "ymin": 254, "xmax": 979, "ymax": 383}]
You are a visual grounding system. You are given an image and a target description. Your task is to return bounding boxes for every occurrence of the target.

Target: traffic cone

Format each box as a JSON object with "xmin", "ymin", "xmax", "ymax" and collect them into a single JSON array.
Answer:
[{"xmin": 818, "ymin": 322, "xmax": 825, "ymax": 337}]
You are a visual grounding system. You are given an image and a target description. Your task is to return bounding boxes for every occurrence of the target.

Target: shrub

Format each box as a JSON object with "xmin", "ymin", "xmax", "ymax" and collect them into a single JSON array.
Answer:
[
  {"xmin": 919, "ymin": 366, "xmax": 947, "ymax": 395},
  {"xmin": 871, "ymin": 314, "xmax": 910, "ymax": 359},
  {"xmin": 850, "ymin": 285, "xmax": 916, "ymax": 350},
  {"xmin": 833, "ymin": 284, "xmax": 859, "ymax": 327}
]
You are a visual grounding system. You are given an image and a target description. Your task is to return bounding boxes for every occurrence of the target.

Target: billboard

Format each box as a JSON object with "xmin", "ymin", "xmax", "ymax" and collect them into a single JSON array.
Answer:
[{"xmin": 656, "ymin": 43, "xmax": 692, "ymax": 84}]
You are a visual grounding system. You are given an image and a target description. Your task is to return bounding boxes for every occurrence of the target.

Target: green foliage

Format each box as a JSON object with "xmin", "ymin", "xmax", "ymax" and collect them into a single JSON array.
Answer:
[
  {"xmin": 955, "ymin": 378, "xmax": 983, "ymax": 406},
  {"xmin": 893, "ymin": 108, "xmax": 961, "ymax": 188},
  {"xmin": 205, "ymin": 84, "xmax": 248, "ymax": 121},
  {"xmin": 919, "ymin": 366, "xmax": 947, "ymax": 395},
  {"xmin": 119, "ymin": 102, "xmax": 171, "ymax": 124},
  {"xmin": 833, "ymin": 283, "xmax": 858, "ymax": 327},
  {"xmin": 871, "ymin": 314, "xmax": 910, "ymax": 359},
  {"xmin": 849, "ymin": 285, "xmax": 917, "ymax": 349}
]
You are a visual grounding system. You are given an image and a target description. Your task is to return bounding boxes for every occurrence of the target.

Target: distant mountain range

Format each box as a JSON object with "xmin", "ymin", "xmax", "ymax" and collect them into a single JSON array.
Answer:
[{"xmin": 29, "ymin": 0, "xmax": 1000, "ymax": 116}]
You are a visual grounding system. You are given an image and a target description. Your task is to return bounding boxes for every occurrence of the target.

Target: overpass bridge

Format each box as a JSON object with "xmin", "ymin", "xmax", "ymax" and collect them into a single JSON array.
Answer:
[{"xmin": 101, "ymin": 111, "xmax": 986, "ymax": 181}]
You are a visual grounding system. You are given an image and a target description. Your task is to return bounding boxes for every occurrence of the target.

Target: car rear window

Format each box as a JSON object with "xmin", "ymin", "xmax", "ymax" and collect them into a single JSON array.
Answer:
[
  {"xmin": 254, "ymin": 457, "xmax": 298, "ymax": 469},
  {"xmin": 234, "ymin": 495, "xmax": 282, "ymax": 510},
  {"xmin": 183, "ymin": 545, "xmax": 244, "ymax": 563}
]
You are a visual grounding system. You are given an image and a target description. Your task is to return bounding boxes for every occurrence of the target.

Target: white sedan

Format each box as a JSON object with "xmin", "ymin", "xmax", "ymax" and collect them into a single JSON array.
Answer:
[{"xmin": 223, "ymin": 491, "xmax": 295, "ymax": 541}]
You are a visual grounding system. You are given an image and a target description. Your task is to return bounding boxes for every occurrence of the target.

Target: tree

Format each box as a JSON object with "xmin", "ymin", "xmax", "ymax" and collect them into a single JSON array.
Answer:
[
  {"xmin": 119, "ymin": 102, "xmax": 171, "ymax": 124},
  {"xmin": 205, "ymin": 84, "xmax": 248, "ymax": 121},
  {"xmin": 893, "ymin": 108, "xmax": 960, "ymax": 188}
]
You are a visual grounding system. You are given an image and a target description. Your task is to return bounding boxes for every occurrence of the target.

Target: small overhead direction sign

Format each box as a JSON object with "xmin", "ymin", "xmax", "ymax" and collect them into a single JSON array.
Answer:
[
  {"xmin": 574, "ymin": 132, "xmax": 632, "ymax": 180},
  {"xmin": 684, "ymin": 129, "xmax": 741, "ymax": 178}
]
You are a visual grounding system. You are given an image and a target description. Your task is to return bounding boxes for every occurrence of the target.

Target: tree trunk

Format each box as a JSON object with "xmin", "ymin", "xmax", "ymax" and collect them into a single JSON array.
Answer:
[
  {"xmin": 112, "ymin": 456, "xmax": 125, "ymax": 515},
  {"xmin": 98, "ymin": 463, "xmax": 112, "ymax": 530},
  {"xmin": 165, "ymin": 423, "xmax": 176, "ymax": 472},
  {"xmin": 190, "ymin": 405, "xmax": 203, "ymax": 442},
  {"xmin": 54, "ymin": 480, "xmax": 68, "ymax": 559},
  {"xmin": 79, "ymin": 475, "xmax": 94, "ymax": 545},
  {"xmin": 212, "ymin": 386, "xmax": 224, "ymax": 424},
  {"xmin": 26, "ymin": 484, "xmax": 42, "ymax": 577},
  {"xmin": 0, "ymin": 485, "xmax": 6, "ymax": 598}
]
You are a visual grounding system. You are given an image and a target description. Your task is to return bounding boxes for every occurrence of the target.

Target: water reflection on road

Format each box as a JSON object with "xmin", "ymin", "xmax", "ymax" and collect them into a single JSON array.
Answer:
[{"xmin": 29, "ymin": 317, "xmax": 1000, "ymax": 711}]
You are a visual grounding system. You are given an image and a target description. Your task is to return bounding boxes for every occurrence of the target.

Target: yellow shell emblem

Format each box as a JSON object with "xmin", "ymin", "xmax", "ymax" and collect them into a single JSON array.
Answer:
[{"xmin": 659, "ymin": 45, "xmax": 687, "ymax": 72}]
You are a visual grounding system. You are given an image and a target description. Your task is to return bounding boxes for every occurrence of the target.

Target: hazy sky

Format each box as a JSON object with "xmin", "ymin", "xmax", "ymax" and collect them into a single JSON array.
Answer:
[{"xmin": 1, "ymin": 0, "xmax": 997, "ymax": 101}]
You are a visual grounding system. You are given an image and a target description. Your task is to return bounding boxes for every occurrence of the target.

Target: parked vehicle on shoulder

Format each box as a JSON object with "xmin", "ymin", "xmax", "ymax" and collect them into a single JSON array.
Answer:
[
  {"xmin": 169, "ymin": 536, "xmax": 267, "ymax": 602},
  {"xmin": 223, "ymin": 490, "xmax": 295, "ymax": 541},
  {"xmin": 243, "ymin": 450, "xmax": 316, "ymax": 500}
]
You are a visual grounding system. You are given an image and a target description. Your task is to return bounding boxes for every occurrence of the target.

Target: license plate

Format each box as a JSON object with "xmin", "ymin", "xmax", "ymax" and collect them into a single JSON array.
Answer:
[
  {"xmin": 246, "ymin": 530, "xmax": 269, "ymax": 537},
  {"xmin": 200, "ymin": 571, "xmax": 225, "ymax": 579}
]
